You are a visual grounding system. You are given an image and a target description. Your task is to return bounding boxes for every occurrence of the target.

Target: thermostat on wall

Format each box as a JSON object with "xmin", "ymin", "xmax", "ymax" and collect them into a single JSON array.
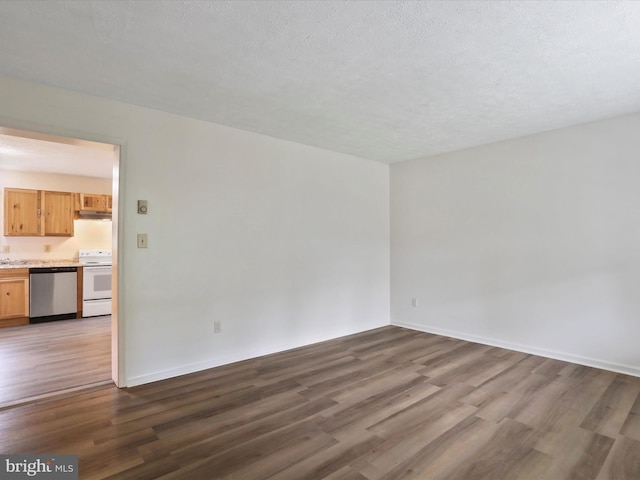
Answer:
[{"xmin": 138, "ymin": 200, "xmax": 148, "ymax": 214}]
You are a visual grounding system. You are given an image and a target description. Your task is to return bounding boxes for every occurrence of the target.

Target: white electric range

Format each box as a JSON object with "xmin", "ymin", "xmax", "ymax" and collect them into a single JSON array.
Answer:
[{"xmin": 79, "ymin": 249, "xmax": 112, "ymax": 317}]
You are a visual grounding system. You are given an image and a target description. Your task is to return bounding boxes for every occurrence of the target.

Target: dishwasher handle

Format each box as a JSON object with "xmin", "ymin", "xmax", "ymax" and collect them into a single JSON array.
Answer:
[{"xmin": 29, "ymin": 267, "xmax": 78, "ymax": 274}]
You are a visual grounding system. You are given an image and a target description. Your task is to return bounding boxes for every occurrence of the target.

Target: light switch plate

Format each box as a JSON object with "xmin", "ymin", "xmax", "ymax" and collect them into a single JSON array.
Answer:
[
  {"xmin": 1, "ymin": 245, "xmax": 9, "ymax": 253},
  {"xmin": 137, "ymin": 234, "xmax": 148, "ymax": 248}
]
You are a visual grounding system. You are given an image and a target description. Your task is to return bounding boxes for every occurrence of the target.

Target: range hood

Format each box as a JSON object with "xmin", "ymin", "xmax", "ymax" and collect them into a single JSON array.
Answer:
[{"xmin": 78, "ymin": 210, "xmax": 112, "ymax": 220}]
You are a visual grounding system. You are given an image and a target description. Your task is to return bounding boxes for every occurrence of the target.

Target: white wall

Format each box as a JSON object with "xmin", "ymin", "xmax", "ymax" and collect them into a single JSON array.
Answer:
[
  {"xmin": 0, "ymin": 169, "xmax": 112, "ymax": 259},
  {"xmin": 391, "ymin": 113, "xmax": 640, "ymax": 376},
  {"xmin": 0, "ymin": 75, "xmax": 390, "ymax": 386}
]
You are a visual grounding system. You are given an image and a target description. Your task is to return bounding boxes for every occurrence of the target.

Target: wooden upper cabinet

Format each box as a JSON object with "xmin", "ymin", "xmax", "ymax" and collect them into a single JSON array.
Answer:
[
  {"xmin": 3, "ymin": 188, "xmax": 74, "ymax": 237},
  {"xmin": 43, "ymin": 191, "xmax": 74, "ymax": 236},
  {"xmin": 79, "ymin": 193, "xmax": 112, "ymax": 212},
  {"xmin": 3, "ymin": 188, "xmax": 41, "ymax": 236}
]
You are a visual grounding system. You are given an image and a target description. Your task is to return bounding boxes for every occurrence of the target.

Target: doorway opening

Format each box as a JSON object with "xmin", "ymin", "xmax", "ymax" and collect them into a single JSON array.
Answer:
[{"xmin": 0, "ymin": 126, "xmax": 120, "ymax": 407}]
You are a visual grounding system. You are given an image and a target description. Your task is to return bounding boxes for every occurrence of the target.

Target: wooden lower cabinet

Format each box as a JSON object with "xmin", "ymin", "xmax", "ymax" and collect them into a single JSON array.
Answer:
[{"xmin": 0, "ymin": 269, "xmax": 30, "ymax": 327}]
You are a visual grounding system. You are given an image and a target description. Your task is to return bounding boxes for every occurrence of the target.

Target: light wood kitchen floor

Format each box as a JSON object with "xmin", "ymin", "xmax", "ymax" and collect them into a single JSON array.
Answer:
[
  {"xmin": 1, "ymin": 325, "xmax": 640, "ymax": 479},
  {"xmin": 0, "ymin": 315, "xmax": 111, "ymax": 407}
]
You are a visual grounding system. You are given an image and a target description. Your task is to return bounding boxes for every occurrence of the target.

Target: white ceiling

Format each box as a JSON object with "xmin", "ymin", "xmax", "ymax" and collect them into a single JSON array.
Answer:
[
  {"xmin": 1, "ymin": 1, "xmax": 640, "ymax": 164},
  {"xmin": 0, "ymin": 130, "xmax": 114, "ymax": 179}
]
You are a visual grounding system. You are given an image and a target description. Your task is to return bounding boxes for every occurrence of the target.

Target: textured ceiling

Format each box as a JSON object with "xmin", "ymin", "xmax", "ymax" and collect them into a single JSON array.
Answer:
[
  {"xmin": 1, "ymin": 1, "xmax": 640, "ymax": 164},
  {"xmin": 0, "ymin": 130, "xmax": 114, "ymax": 178}
]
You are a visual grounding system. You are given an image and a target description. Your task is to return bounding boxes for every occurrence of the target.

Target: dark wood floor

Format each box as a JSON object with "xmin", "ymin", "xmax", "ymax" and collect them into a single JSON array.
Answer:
[
  {"xmin": 1, "ymin": 325, "xmax": 639, "ymax": 479},
  {"xmin": 0, "ymin": 316, "xmax": 111, "ymax": 407}
]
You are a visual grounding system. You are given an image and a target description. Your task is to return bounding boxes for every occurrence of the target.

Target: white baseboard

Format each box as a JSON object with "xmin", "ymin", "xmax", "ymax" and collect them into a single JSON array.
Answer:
[
  {"xmin": 124, "ymin": 324, "xmax": 389, "ymax": 387},
  {"xmin": 392, "ymin": 320, "xmax": 640, "ymax": 378},
  {"xmin": 124, "ymin": 352, "xmax": 253, "ymax": 387}
]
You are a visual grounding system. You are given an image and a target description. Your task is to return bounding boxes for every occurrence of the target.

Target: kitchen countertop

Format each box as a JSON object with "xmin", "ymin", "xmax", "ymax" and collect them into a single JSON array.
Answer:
[{"xmin": 0, "ymin": 259, "xmax": 83, "ymax": 270}]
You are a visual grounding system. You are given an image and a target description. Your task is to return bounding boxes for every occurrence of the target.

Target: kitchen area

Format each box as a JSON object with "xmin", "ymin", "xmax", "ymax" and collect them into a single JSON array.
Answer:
[
  {"xmin": 0, "ymin": 129, "xmax": 118, "ymax": 405},
  {"xmin": 1, "ymin": 247, "xmax": 112, "ymax": 326}
]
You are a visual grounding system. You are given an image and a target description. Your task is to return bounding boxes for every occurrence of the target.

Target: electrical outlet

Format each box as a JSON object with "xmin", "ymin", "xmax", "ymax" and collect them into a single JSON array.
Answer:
[
  {"xmin": 44, "ymin": 244, "xmax": 52, "ymax": 252},
  {"xmin": 214, "ymin": 321, "xmax": 222, "ymax": 334},
  {"xmin": 1, "ymin": 245, "xmax": 9, "ymax": 253},
  {"xmin": 137, "ymin": 234, "xmax": 148, "ymax": 248},
  {"xmin": 411, "ymin": 297, "xmax": 418, "ymax": 307}
]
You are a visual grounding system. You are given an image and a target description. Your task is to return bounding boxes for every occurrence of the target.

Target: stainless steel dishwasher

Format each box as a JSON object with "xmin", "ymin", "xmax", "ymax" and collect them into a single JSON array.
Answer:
[{"xmin": 29, "ymin": 267, "xmax": 78, "ymax": 323}]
